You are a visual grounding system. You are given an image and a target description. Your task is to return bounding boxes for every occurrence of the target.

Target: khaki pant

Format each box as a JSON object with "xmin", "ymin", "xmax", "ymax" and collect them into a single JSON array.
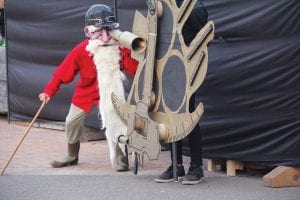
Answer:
[{"xmin": 65, "ymin": 104, "xmax": 87, "ymax": 144}]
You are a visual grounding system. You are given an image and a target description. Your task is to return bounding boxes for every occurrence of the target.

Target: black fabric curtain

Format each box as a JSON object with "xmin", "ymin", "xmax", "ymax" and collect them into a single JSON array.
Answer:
[
  {"xmin": 198, "ymin": 0, "xmax": 300, "ymax": 166},
  {"xmin": 6, "ymin": 0, "xmax": 300, "ymax": 166},
  {"xmin": 6, "ymin": 0, "xmax": 113, "ymax": 129}
]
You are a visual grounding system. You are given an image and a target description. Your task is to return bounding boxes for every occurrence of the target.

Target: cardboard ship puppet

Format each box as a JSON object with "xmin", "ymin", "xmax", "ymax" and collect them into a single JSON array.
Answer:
[{"xmin": 109, "ymin": 0, "xmax": 215, "ymax": 169}]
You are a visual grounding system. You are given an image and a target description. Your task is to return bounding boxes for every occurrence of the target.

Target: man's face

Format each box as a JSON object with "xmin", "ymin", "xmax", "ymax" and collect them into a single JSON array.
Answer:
[{"xmin": 84, "ymin": 25, "xmax": 113, "ymax": 45}]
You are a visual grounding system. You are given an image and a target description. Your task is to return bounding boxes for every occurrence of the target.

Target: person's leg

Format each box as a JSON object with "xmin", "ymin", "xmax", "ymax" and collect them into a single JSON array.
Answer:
[
  {"xmin": 182, "ymin": 124, "xmax": 204, "ymax": 184},
  {"xmin": 170, "ymin": 140, "xmax": 183, "ymax": 165},
  {"xmin": 188, "ymin": 124, "xmax": 203, "ymax": 166},
  {"xmin": 65, "ymin": 104, "xmax": 87, "ymax": 144},
  {"xmin": 115, "ymin": 143, "xmax": 129, "ymax": 172},
  {"xmin": 182, "ymin": 94, "xmax": 204, "ymax": 184},
  {"xmin": 155, "ymin": 141, "xmax": 185, "ymax": 183},
  {"xmin": 50, "ymin": 104, "xmax": 87, "ymax": 168},
  {"xmin": 182, "ymin": 125, "xmax": 204, "ymax": 185},
  {"xmin": 97, "ymin": 111, "xmax": 129, "ymax": 172}
]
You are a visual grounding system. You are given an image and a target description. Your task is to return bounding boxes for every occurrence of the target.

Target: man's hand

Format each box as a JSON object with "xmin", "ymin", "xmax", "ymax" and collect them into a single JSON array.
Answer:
[{"xmin": 39, "ymin": 93, "xmax": 50, "ymax": 104}]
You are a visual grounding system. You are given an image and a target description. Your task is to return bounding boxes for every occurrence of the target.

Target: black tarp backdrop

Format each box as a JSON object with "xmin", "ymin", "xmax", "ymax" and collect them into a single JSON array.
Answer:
[
  {"xmin": 6, "ymin": 0, "xmax": 114, "ymax": 129},
  {"xmin": 6, "ymin": 0, "xmax": 300, "ymax": 166}
]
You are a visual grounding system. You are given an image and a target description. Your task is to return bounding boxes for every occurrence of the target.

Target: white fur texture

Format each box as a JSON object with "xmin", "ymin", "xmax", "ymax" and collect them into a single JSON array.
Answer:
[{"xmin": 86, "ymin": 40, "xmax": 127, "ymax": 169}]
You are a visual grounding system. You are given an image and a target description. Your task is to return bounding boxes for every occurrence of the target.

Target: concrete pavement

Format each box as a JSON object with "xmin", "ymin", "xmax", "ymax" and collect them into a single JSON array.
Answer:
[
  {"xmin": 0, "ymin": 115, "xmax": 299, "ymax": 200},
  {"xmin": 0, "ymin": 115, "xmax": 171, "ymax": 176}
]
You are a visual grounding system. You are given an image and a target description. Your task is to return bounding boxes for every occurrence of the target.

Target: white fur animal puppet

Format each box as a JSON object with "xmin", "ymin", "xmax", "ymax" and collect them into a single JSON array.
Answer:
[{"xmin": 86, "ymin": 39, "xmax": 128, "ymax": 171}]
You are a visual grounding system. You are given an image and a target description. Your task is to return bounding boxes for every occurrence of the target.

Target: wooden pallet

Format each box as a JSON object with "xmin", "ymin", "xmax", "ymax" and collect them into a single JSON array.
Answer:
[{"xmin": 207, "ymin": 159, "xmax": 243, "ymax": 176}]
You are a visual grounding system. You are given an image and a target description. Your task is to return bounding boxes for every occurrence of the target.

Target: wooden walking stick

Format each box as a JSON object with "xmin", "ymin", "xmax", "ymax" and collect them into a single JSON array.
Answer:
[{"xmin": 1, "ymin": 100, "xmax": 46, "ymax": 176}]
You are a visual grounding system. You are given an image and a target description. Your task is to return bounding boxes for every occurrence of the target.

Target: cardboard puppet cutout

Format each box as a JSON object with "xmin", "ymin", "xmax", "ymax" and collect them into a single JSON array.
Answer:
[{"xmin": 111, "ymin": 0, "xmax": 215, "ymax": 164}]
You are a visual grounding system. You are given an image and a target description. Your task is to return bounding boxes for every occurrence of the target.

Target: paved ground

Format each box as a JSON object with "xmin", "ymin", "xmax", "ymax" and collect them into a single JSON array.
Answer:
[
  {"xmin": 0, "ymin": 115, "xmax": 299, "ymax": 200},
  {"xmin": 0, "ymin": 115, "xmax": 172, "ymax": 176}
]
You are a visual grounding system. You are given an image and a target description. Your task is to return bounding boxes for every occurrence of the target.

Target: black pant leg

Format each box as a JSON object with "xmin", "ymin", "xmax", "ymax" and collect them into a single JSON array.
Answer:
[
  {"xmin": 188, "ymin": 94, "xmax": 203, "ymax": 166},
  {"xmin": 169, "ymin": 140, "xmax": 183, "ymax": 165},
  {"xmin": 188, "ymin": 124, "xmax": 203, "ymax": 166}
]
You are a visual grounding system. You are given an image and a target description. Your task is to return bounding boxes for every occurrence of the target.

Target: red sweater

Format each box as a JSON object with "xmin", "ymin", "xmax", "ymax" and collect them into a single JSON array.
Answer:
[{"xmin": 44, "ymin": 39, "xmax": 138, "ymax": 112}]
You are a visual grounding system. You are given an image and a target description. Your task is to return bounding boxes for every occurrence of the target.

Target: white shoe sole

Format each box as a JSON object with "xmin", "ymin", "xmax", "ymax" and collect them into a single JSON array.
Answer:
[
  {"xmin": 155, "ymin": 178, "xmax": 174, "ymax": 183},
  {"xmin": 155, "ymin": 176, "xmax": 184, "ymax": 183},
  {"xmin": 182, "ymin": 178, "xmax": 204, "ymax": 185}
]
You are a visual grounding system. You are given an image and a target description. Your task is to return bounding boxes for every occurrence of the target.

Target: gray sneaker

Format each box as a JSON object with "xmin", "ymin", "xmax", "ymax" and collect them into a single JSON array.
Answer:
[
  {"xmin": 182, "ymin": 165, "xmax": 204, "ymax": 185},
  {"xmin": 155, "ymin": 165, "xmax": 185, "ymax": 183}
]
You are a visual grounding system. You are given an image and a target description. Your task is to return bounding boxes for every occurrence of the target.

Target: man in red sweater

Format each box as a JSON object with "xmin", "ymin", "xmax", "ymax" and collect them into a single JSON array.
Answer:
[{"xmin": 39, "ymin": 4, "xmax": 138, "ymax": 171}]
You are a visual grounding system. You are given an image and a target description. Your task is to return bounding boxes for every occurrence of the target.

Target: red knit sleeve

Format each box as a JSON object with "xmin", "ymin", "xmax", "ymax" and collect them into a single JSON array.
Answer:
[
  {"xmin": 43, "ymin": 77, "xmax": 62, "ymax": 97},
  {"xmin": 120, "ymin": 47, "xmax": 138, "ymax": 77},
  {"xmin": 43, "ymin": 41, "xmax": 87, "ymax": 97}
]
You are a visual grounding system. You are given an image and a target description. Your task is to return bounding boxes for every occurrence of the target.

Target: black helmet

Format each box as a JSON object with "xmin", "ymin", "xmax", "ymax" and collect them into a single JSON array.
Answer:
[{"xmin": 85, "ymin": 4, "xmax": 119, "ymax": 29}]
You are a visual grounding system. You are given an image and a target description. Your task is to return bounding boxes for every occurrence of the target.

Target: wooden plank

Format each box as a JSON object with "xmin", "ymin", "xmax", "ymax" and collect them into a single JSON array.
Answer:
[
  {"xmin": 207, "ymin": 159, "xmax": 216, "ymax": 171},
  {"xmin": 226, "ymin": 160, "xmax": 244, "ymax": 176},
  {"xmin": 207, "ymin": 159, "xmax": 225, "ymax": 172},
  {"xmin": 263, "ymin": 166, "xmax": 300, "ymax": 187}
]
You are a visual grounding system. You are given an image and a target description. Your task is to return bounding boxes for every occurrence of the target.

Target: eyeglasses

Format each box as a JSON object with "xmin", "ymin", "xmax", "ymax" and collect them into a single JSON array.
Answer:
[
  {"xmin": 84, "ymin": 27, "xmax": 102, "ymax": 39},
  {"xmin": 84, "ymin": 26, "xmax": 113, "ymax": 41}
]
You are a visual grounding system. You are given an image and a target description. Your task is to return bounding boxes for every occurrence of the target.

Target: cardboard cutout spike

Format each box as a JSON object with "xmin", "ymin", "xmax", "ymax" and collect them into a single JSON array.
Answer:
[{"xmin": 112, "ymin": 0, "xmax": 215, "ymax": 161}]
